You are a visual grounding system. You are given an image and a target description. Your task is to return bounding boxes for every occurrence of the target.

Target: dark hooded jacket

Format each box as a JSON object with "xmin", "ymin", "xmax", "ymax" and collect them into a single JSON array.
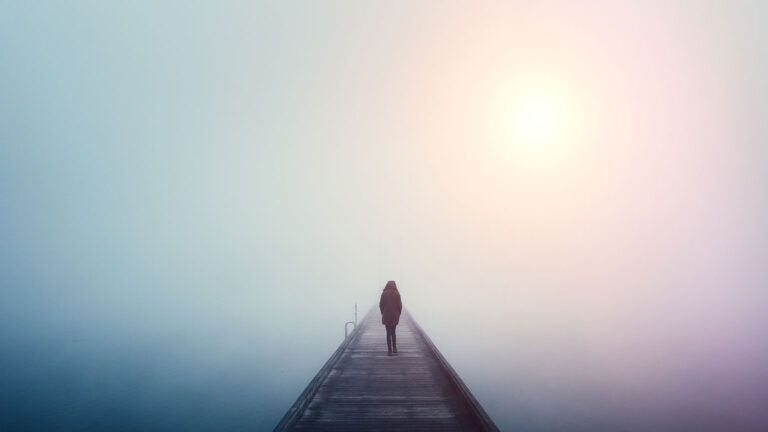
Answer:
[{"xmin": 379, "ymin": 281, "xmax": 402, "ymax": 326}]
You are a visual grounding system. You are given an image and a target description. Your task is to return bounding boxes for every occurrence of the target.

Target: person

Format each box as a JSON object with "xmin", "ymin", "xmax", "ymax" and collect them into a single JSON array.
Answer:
[{"xmin": 379, "ymin": 280, "xmax": 402, "ymax": 356}]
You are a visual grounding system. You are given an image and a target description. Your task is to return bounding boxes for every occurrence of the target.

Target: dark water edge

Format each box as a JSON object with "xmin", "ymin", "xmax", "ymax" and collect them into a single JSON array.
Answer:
[
  {"xmin": 0, "ymin": 329, "xmax": 330, "ymax": 431},
  {"xmin": 3, "ymin": 312, "xmax": 768, "ymax": 432}
]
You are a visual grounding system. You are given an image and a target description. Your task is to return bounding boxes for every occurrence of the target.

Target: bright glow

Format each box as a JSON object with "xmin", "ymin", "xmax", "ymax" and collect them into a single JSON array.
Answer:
[{"xmin": 506, "ymin": 88, "xmax": 572, "ymax": 150}]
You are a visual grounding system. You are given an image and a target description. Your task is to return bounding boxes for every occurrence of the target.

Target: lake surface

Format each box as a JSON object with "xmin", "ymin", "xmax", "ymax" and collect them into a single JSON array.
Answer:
[{"xmin": 3, "ymin": 299, "xmax": 767, "ymax": 431}]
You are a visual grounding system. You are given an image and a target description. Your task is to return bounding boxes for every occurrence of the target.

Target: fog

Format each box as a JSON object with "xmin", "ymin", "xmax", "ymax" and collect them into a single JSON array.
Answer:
[{"xmin": 2, "ymin": 1, "xmax": 767, "ymax": 431}]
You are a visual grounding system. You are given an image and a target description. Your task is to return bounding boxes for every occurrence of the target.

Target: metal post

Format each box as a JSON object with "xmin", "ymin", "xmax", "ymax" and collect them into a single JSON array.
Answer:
[
  {"xmin": 344, "ymin": 302, "xmax": 357, "ymax": 339},
  {"xmin": 345, "ymin": 321, "xmax": 355, "ymax": 339}
]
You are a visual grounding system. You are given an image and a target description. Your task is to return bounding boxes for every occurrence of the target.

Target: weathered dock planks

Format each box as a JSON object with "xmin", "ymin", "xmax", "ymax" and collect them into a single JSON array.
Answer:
[{"xmin": 274, "ymin": 308, "xmax": 499, "ymax": 432}]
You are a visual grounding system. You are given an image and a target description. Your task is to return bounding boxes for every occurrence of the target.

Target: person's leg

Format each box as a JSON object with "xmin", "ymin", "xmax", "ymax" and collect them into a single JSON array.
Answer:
[
  {"xmin": 385, "ymin": 325, "xmax": 393, "ymax": 354},
  {"xmin": 392, "ymin": 325, "xmax": 397, "ymax": 353}
]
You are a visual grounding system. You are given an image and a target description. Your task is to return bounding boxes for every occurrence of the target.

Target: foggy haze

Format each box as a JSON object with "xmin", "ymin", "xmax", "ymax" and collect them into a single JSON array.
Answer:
[{"xmin": 2, "ymin": 1, "xmax": 767, "ymax": 431}]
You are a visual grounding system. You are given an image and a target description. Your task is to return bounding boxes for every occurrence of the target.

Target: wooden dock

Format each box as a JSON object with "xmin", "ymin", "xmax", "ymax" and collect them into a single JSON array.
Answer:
[{"xmin": 274, "ymin": 308, "xmax": 499, "ymax": 431}]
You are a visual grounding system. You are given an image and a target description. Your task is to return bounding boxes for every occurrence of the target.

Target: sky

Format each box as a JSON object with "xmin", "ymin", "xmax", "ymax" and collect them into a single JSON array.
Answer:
[{"xmin": 2, "ymin": 1, "xmax": 768, "ymax": 431}]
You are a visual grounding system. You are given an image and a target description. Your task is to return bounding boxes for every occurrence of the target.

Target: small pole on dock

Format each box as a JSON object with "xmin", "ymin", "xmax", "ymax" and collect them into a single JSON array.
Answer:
[{"xmin": 345, "ymin": 302, "xmax": 357, "ymax": 340}]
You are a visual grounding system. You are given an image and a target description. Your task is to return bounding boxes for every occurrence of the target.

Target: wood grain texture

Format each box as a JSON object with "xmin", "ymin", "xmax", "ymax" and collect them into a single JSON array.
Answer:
[{"xmin": 275, "ymin": 309, "xmax": 499, "ymax": 432}]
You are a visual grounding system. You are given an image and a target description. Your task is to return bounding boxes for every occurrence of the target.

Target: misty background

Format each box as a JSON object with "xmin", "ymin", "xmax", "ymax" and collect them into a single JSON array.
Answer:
[{"xmin": 2, "ymin": 1, "xmax": 767, "ymax": 431}]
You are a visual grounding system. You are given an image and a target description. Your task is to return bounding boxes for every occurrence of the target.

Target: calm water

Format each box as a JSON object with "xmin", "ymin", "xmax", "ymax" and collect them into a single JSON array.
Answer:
[
  {"xmin": 1, "ymin": 301, "xmax": 341, "ymax": 431},
  {"xmin": 3, "ymin": 300, "xmax": 767, "ymax": 431}
]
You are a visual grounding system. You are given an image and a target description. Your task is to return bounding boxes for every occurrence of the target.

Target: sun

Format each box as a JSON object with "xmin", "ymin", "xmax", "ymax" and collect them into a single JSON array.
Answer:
[
  {"xmin": 483, "ymin": 75, "xmax": 582, "ymax": 165},
  {"xmin": 506, "ymin": 88, "xmax": 571, "ymax": 149}
]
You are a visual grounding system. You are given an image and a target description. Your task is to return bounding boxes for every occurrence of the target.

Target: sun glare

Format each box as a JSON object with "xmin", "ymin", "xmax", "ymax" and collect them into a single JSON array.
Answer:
[{"xmin": 506, "ymin": 88, "xmax": 571, "ymax": 150}]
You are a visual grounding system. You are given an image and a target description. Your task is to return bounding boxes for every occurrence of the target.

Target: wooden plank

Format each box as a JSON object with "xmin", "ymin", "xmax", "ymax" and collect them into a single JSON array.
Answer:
[
  {"xmin": 408, "ymin": 312, "xmax": 500, "ymax": 432},
  {"xmin": 274, "ymin": 308, "xmax": 499, "ymax": 431}
]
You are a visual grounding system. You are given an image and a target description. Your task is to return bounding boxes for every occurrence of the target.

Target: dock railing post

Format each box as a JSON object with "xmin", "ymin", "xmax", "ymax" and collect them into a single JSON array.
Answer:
[{"xmin": 344, "ymin": 302, "xmax": 357, "ymax": 339}]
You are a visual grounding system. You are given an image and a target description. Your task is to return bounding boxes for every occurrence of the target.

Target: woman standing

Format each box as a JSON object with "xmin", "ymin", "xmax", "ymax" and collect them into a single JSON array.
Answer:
[{"xmin": 379, "ymin": 280, "xmax": 402, "ymax": 356}]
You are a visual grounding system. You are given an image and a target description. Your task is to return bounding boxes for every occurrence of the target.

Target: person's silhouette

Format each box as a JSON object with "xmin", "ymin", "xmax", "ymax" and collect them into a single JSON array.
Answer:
[{"xmin": 379, "ymin": 280, "xmax": 402, "ymax": 356}]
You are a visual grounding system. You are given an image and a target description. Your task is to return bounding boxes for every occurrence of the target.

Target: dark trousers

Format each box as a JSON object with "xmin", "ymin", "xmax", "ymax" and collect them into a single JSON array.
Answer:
[{"xmin": 385, "ymin": 325, "xmax": 397, "ymax": 352}]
